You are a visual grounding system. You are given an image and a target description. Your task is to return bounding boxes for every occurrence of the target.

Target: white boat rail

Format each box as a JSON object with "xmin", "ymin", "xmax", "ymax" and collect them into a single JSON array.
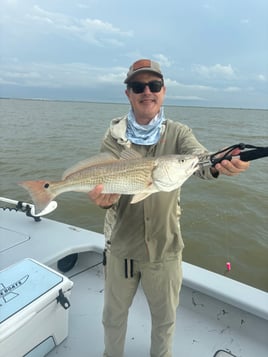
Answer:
[{"xmin": 0, "ymin": 197, "xmax": 57, "ymax": 217}]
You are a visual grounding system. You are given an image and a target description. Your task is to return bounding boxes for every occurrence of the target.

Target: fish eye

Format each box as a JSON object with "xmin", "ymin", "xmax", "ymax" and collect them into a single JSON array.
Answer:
[{"xmin": 44, "ymin": 183, "xmax": 50, "ymax": 189}]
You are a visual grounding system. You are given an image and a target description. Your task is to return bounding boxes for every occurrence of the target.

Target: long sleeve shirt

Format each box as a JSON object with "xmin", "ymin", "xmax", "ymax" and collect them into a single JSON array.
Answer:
[{"xmin": 101, "ymin": 116, "xmax": 217, "ymax": 262}]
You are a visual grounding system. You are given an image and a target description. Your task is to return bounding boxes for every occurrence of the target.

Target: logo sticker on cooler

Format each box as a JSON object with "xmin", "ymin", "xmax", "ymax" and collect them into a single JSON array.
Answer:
[{"xmin": 0, "ymin": 275, "xmax": 29, "ymax": 304}]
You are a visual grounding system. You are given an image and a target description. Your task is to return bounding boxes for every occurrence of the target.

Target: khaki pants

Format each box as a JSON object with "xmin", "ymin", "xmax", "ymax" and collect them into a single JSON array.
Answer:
[{"xmin": 103, "ymin": 252, "xmax": 182, "ymax": 357}]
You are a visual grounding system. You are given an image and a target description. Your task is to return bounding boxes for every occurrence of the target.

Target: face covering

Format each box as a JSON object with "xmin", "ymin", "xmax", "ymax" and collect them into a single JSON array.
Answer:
[{"xmin": 126, "ymin": 107, "xmax": 165, "ymax": 145}]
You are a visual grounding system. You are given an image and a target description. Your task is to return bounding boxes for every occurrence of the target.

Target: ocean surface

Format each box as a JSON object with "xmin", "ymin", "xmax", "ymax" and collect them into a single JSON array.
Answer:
[{"xmin": 1, "ymin": 98, "xmax": 267, "ymax": 291}]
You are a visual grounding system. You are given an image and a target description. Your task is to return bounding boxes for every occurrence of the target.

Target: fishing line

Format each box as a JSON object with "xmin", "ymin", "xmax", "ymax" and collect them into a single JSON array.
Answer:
[
  {"xmin": 222, "ymin": 210, "xmax": 232, "ymax": 274},
  {"xmin": 202, "ymin": 142, "xmax": 268, "ymax": 274}
]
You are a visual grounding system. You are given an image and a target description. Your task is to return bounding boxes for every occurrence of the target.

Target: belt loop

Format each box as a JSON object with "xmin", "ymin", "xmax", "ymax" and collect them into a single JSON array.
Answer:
[
  {"xmin": 124, "ymin": 259, "xmax": 134, "ymax": 278},
  {"xmin": 130, "ymin": 259, "xmax": 134, "ymax": 278},
  {"xmin": 124, "ymin": 259, "xmax": 128, "ymax": 278},
  {"xmin": 103, "ymin": 249, "xmax": 107, "ymax": 266}
]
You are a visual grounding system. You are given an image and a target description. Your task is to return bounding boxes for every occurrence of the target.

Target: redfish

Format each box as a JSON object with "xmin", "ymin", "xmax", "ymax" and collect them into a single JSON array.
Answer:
[{"xmin": 19, "ymin": 149, "xmax": 199, "ymax": 214}]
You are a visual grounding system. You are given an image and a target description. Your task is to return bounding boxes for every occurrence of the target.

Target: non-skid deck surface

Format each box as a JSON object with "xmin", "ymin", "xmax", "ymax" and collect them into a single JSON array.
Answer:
[{"xmin": 47, "ymin": 253, "xmax": 268, "ymax": 357}]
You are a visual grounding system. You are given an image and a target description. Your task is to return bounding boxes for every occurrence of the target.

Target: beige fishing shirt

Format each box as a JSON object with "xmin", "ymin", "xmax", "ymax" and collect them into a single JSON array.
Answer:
[{"xmin": 101, "ymin": 116, "xmax": 217, "ymax": 263}]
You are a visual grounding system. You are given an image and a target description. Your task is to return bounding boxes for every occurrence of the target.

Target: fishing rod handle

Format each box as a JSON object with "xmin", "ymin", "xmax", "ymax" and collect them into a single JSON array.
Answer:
[
  {"xmin": 239, "ymin": 147, "xmax": 268, "ymax": 162},
  {"xmin": 211, "ymin": 147, "xmax": 268, "ymax": 166}
]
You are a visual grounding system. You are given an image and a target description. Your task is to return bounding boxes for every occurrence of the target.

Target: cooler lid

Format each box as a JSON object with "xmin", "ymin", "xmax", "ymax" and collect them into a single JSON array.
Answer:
[{"xmin": 0, "ymin": 258, "xmax": 64, "ymax": 324}]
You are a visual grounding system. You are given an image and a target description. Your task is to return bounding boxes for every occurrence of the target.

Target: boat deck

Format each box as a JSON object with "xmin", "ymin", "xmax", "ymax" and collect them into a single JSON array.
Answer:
[
  {"xmin": 1, "ymin": 207, "xmax": 268, "ymax": 357},
  {"xmin": 48, "ymin": 252, "xmax": 268, "ymax": 357}
]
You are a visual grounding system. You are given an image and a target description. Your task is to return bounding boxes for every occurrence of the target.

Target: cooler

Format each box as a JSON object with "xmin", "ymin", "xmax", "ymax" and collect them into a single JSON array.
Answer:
[{"xmin": 0, "ymin": 258, "xmax": 73, "ymax": 357}]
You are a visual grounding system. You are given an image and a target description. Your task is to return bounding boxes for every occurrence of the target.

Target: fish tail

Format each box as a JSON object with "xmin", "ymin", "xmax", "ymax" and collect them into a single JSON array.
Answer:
[{"xmin": 18, "ymin": 180, "xmax": 56, "ymax": 214}]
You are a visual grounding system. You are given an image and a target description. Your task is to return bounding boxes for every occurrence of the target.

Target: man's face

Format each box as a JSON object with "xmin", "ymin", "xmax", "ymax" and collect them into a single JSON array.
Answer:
[{"xmin": 125, "ymin": 72, "xmax": 166, "ymax": 125}]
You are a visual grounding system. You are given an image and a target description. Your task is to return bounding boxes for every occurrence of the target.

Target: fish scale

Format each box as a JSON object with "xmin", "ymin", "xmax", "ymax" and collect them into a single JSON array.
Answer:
[{"xmin": 63, "ymin": 158, "xmax": 157, "ymax": 193}]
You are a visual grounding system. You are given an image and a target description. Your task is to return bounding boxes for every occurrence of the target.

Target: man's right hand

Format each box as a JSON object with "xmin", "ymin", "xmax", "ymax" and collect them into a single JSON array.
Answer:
[{"xmin": 88, "ymin": 184, "xmax": 120, "ymax": 208}]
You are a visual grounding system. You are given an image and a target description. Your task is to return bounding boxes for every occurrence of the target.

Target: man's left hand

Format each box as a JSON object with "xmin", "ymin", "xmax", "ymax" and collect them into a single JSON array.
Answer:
[{"xmin": 214, "ymin": 148, "xmax": 250, "ymax": 176}]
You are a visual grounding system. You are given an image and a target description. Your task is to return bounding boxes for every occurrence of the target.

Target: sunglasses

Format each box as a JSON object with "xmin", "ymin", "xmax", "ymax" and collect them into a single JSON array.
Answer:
[{"xmin": 128, "ymin": 80, "xmax": 164, "ymax": 94}]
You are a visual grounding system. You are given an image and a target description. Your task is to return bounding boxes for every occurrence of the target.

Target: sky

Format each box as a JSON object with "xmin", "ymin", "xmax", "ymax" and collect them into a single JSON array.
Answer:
[{"xmin": 1, "ymin": 0, "xmax": 267, "ymax": 109}]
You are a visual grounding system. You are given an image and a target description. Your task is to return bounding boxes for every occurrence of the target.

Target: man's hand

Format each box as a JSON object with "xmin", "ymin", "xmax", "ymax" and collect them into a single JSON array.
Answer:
[
  {"xmin": 88, "ymin": 184, "xmax": 120, "ymax": 208},
  {"xmin": 214, "ymin": 148, "xmax": 250, "ymax": 176}
]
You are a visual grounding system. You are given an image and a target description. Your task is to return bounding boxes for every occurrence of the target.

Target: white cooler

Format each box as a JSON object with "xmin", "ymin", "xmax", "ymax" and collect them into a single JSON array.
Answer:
[{"xmin": 0, "ymin": 258, "xmax": 73, "ymax": 357}]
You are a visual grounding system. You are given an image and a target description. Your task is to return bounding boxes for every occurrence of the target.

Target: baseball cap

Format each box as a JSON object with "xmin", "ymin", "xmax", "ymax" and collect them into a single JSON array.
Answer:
[{"xmin": 124, "ymin": 59, "xmax": 163, "ymax": 83}]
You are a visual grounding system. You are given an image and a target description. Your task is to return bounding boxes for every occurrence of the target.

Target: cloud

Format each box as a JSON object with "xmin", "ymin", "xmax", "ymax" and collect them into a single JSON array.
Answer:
[
  {"xmin": 77, "ymin": 3, "xmax": 91, "ymax": 10},
  {"xmin": 192, "ymin": 64, "xmax": 236, "ymax": 79},
  {"xmin": 224, "ymin": 86, "xmax": 241, "ymax": 92},
  {"xmin": 0, "ymin": 61, "xmax": 127, "ymax": 88},
  {"xmin": 164, "ymin": 79, "xmax": 217, "ymax": 104},
  {"xmin": 166, "ymin": 95, "xmax": 206, "ymax": 101},
  {"xmin": 32, "ymin": 6, "xmax": 133, "ymax": 46},
  {"xmin": 165, "ymin": 79, "xmax": 216, "ymax": 92},
  {"xmin": 1, "ymin": 0, "xmax": 267, "ymax": 108},
  {"xmin": 98, "ymin": 68, "xmax": 126, "ymax": 83},
  {"xmin": 153, "ymin": 54, "xmax": 172, "ymax": 68},
  {"xmin": 257, "ymin": 74, "xmax": 267, "ymax": 82},
  {"xmin": 3, "ymin": 4, "xmax": 133, "ymax": 47},
  {"xmin": 240, "ymin": 19, "xmax": 250, "ymax": 25}
]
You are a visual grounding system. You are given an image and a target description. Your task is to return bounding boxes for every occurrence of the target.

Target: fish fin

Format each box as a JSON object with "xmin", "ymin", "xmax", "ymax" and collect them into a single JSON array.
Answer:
[
  {"xmin": 119, "ymin": 148, "xmax": 143, "ymax": 160},
  {"xmin": 62, "ymin": 152, "xmax": 118, "ymax": 180},
  {"xmin": 130, "ymin": 192, "xmax": 154, "ymax": 204},
  {"xmin": 18, "ymin": 180, "xmax": 55, "ymax": 214}
]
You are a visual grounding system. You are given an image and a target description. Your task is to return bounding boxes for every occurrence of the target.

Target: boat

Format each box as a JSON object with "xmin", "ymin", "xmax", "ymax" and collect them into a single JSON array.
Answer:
[{"xmin": 0, "ymin": 196, "xmax": 267, "ymax": 357}]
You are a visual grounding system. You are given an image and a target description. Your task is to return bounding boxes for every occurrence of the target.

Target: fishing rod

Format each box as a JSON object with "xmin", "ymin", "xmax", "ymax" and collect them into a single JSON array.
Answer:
[{"xmin": 209, "ymin": 143, "xmax": 268, "ymax": 167}]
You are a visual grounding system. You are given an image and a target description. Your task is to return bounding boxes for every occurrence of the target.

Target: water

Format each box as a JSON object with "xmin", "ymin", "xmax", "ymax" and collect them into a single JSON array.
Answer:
[{"xmin": 1, "ymin": 98, "xmax": 267, "ymax": 291}]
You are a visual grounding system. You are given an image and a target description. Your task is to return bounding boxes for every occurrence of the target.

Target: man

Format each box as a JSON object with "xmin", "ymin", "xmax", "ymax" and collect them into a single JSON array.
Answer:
[{"xmin": 89, "ymin": 59, "xmax": 249, "ymax": 357}]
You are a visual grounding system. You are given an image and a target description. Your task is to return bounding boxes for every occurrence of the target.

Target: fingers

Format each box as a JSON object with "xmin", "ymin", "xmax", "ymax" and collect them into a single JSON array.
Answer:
[
  {"xmin": 88, "ymin": 184, "xmax": 120, "ymax": 208},
  {"xmin": 215, "ymin": 159, "xmax": 250, "ymax": 176},
  {"xmin": 214, "ymin": 146, "xmax": 250, "ymax": 176},
  {"xmin": 88, "ymin": 184, "xmax": 104, "ymax": 201},
  {"xmin": 229, "ymin": 148, "xmax": 241, "ymax": 156},
  {"xmin": 98, "ymin": 193, "xmax": 120, "ymax": 208}
]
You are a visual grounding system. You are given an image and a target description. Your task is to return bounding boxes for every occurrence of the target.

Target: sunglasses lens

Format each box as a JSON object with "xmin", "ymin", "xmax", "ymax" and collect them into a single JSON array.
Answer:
[
  {"xmin": 130, "ymin": 80, "xmax": 163, "ymax": 93},
  {"xmin": 148, "ymin": 81, "xmax": 163, "ymax": 92},
  {"xmin": 131, "ymin": 82, "xmax": 146, "ymax": 93}
]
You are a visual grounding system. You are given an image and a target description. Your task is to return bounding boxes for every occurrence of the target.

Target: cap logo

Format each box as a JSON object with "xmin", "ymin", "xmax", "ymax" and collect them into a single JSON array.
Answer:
[
  {"xmin": 133, "ymin": 59, "xmax": 151, "ymax": 71},
  {"xmin": 124, "ymin": 58, "xmax": 162, "ymax": 83}
]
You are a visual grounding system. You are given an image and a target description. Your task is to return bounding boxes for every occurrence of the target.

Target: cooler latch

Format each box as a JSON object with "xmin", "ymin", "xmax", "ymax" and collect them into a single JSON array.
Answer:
[{"xmin": 57, "ymin": 288, "xmax": 71, "ymax": 310}]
